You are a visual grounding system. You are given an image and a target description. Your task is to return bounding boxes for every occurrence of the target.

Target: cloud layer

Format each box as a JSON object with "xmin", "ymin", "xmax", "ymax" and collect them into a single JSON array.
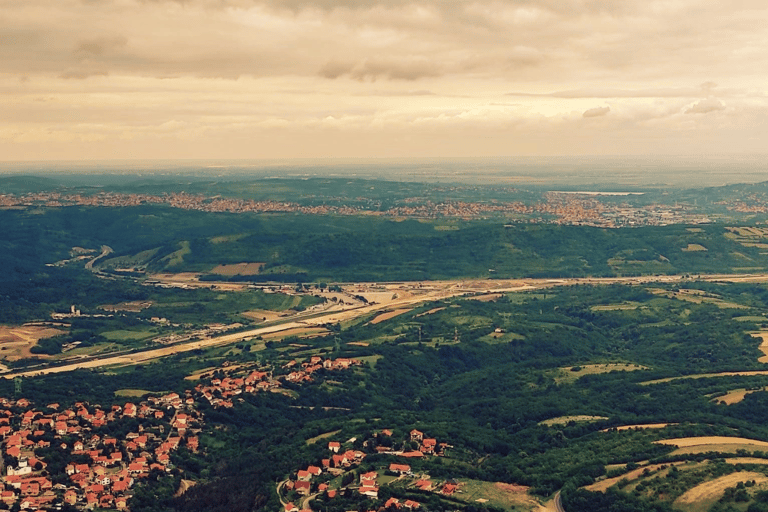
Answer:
[{"xmin": 2, "ymin": 0, "xmax": 768, "ymax": 159}]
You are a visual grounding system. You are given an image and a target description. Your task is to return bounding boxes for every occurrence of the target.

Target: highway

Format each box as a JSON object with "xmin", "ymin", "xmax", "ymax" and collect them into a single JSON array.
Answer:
[{"xmin": 5, "ymin": 272, "xmax": 768, "ymax": 379}]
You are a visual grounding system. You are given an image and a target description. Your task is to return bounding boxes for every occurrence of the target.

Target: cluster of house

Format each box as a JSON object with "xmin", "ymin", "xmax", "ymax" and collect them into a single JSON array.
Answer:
[
  {"xmin": 281, "ymin": 428, "xmax": 459, "ymax": 512},
  {"xmin": 0, "ymin": 392, "xmax": 202, "ymax": 511},
  {"xmin": 192, "ymin": 357, "xmax": 363, "ymax": 407},
  {"xmin": 283, "ymin": 357, "xmax": 362, "ymax": 384}
]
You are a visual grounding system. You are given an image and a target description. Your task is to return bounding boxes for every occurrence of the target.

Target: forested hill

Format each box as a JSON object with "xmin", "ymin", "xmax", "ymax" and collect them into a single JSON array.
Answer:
[{"xmin": 1, "ymin": 205, "xmax": 767, "ymax": 285}]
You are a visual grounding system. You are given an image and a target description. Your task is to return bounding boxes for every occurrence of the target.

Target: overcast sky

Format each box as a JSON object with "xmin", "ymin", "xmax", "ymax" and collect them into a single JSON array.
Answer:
[{"xmin": 2, "ymin": 0, "xmax": 768, "ymax": 161}]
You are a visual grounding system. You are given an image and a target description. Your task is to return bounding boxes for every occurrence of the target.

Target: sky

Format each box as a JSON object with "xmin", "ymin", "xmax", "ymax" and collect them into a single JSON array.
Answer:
[{"xmin": 2, "ymin": 0, "xmax": 768, "ymax": 161}]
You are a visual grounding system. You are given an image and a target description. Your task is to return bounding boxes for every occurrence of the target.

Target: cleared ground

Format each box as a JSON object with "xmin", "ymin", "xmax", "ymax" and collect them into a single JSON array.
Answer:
[
  {"xmin": 210, "ymin": 262, "xmax": 265, "ymax": 275},
  {"xmin": 0, "ymin": 325, "xmax": 66, "ymax": 362},
  {"xmin": 539, "ymin": 415, "xmax": 608, "ymax": 427},
  {"xmin": 369, "ymin": 308, "xmax": 413, "ymax": 325},
  {"xmin": 453, "ymin": 480, "xmax": 545, "ymax": 512},
  {"xmin": 552, "ymin": 363, "xmax": 647, "ymax": 384}
]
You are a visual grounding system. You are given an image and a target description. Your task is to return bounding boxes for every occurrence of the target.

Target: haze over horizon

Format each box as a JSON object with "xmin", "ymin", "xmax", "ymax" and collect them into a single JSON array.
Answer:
[{"xmin": 2, "ymin": 1, "xmax": 768, "ymax": 161}]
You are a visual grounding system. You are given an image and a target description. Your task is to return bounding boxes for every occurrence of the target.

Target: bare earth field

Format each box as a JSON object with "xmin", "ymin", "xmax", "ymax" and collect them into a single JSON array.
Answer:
[
  {"xmin": 241, "ymin": 310, "xmax": 284, "ymax": 323},
  {"xmin": 0, "ymin": 325, "xmax": 66, "ymax": 362},
  {"xmin": 369, "ymin": 308, "xmax": 413, "ymax": 325},
  {"xmin": 261, "ymin": 327, "xmax": 329, "ymax": 340},
  {"xmin": 210, "ymin": 262, "xmax": 265, "ymax": 275},
  {"xmin": 99, "ymin": 301, "xmax": 152, "ymax": 312}
]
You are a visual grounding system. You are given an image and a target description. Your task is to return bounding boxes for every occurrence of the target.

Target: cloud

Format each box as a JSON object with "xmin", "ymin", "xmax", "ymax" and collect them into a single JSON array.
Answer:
[
  {"xmin": 320, "ymin": 58, "xmax": 441, "ymax": 81},
  {"xmin": 583, "ymin": 106, "xmax": 610, "ymax": 117},
  {"xmin": 73, "ymin": 36, "xmax": 127, "ymax": 57},
  {"xmin": 685, "ymin": 98, "xmax": 725, "ymax": 114},
  {"xmin": 58, "ymin": 69, "xmax": 109, "ymax": 79}
]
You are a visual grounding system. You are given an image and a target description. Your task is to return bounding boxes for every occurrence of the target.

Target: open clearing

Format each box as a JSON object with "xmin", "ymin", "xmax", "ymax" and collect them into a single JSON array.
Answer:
[
  {"xmin": 539, "ymin": 415, "xmax": 608, "ymax": 426},
  {"xmin": 305, "ymin": 429, "xmax": 341, "ymax": 445},
  {"xmin": 261, "ymin": 327, "xmax": 329, "ymax": 340},
  {"xmin": 99, "ymin": 301, "xmax": 152, "ymax": 312},
  {"xmin": 467, "ymin": 293, "xmax": 503, "ymax": 302},
  {"xmin": 591, "ymin": 302, "xmax": 642, "ymax": 311},
  {"xmin": 0, "ymin": 325, "xmax": 66, "ymax": 362},
  {"xmin": 674, "ymin": 471, "xmax": 768, "ymax": 509},
  {"xmin": 115, "ymin": 389, "xmax": 156, "ymax": 397},
  {"xmin": 454, "ymin": 480, "xmax": 543, "ymax": 512},
  {"xmin": 369, "ymin": 308, "xmax": 412, "ymax": 325},
  {"xmin": 682, "ymin": 244, "xmax": 708, "ymax": 252},
  {"xmin": 210, "ymin": 262, "xmax": 266, "ymax": 275},
  {"xmin": 552, "ymin": 363, "xmax": 647, "ymax": 383},
  {"xmin": 241, "ymin": 309, "xmax": 284, "ymax": 323},
  {"xmin": 416, "ymin": 307, "xmax": 446, "ymax": 317}
]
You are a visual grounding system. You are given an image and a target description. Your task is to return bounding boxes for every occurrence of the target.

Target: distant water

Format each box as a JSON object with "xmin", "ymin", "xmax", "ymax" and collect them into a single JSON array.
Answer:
[{"xmin": 1, "ymin": 156, "xmax": 767, "ymax": 189}]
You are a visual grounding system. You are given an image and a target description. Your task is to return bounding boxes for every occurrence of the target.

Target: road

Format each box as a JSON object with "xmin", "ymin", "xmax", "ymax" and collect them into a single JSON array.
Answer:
[
  {"xmin": 85, "ymin": 245, "xmax": 113, "ymax": 270},
  {"xmin": 5, "ymin": 272, "xmax": 768, "ymax": 379}
]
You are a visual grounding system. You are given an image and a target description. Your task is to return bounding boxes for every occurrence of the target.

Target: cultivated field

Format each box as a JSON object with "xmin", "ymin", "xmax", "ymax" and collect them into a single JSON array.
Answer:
[
  {"xmin": 714, "ymin": 388, "xmax": 768, "ymax": 405},
  {"xmin": 674, "ymin": 471, "xmax": 768, "ymax": 510},
  {"xmin": 656, "ymin": 437, "xmax": 768, "ymax": 456},
  {"xmin": 752, "ymin": 332, "xmax": 768, "ymax": 363}
]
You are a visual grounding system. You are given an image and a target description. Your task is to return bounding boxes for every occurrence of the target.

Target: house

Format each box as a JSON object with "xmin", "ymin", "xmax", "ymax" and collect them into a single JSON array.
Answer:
[
  {"xmin": 389, "ymin": 464, "xmax": 411, "ymax": 475},
  {"xmin": 359, "ymin": 486, "xmax": 379, "ymax": 498},
  {"xmin": 421, "ymin": 438, "xmax": 437, "ymax": 454},
  {"xmin": 64, "ymin": 490, "xmax": 77, "ymax": 506},
  {"xmin": 294, "ymin": 480, "xmax": 311, "ymax": 495},
  {"xmin": 410, "ymin": 429, "xmax": 423, "ymax": 442},
  {"xmin": 360, "ymin": 471, "xmax": 378, "ymax": 485},
  {"xmin": 328, "ymin": 441, "xmax": 340, "ymax": 453}
]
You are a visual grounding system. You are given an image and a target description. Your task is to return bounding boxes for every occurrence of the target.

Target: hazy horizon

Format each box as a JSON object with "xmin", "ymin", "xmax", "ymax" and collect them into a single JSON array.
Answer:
[{"xmin": 2, "ymin": 155, "xmax": 767, "ymax": 189}]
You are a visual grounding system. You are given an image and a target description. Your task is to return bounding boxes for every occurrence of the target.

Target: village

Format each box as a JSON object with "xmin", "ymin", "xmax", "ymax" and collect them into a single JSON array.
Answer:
[
  {"xmin": 279, "ymin": 426, "xmax": 459, "ymax": 512},
  {"xmin": 0, "ymin": 355, "xmax": 367, "ymax": 510}
]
